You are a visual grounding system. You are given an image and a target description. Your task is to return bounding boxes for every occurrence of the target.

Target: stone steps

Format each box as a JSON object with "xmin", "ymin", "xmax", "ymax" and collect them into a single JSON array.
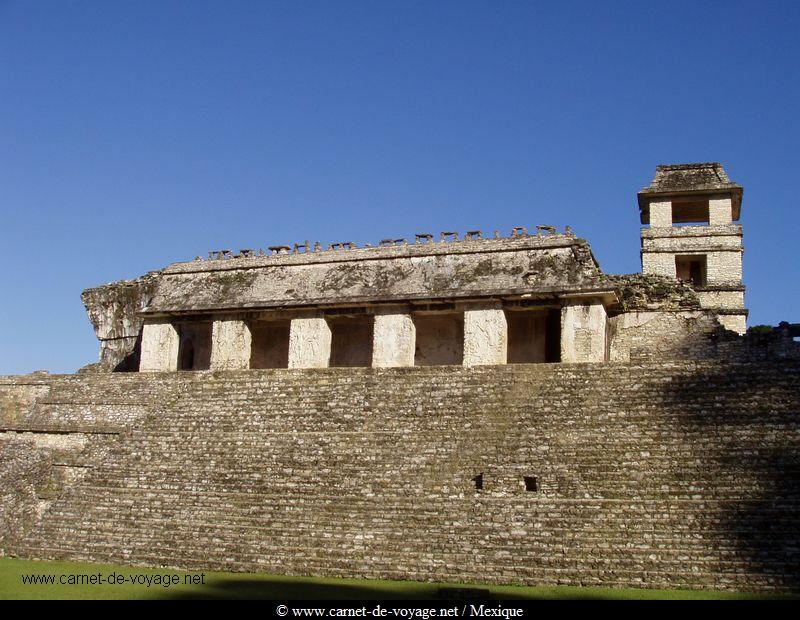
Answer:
[
  {"xmin": 6, "ymin": 358, "xmax": 800, "ymax": 591},
  {"xmin": 23, "ymin": 519, "xmax": 797, "ymax": 567}
]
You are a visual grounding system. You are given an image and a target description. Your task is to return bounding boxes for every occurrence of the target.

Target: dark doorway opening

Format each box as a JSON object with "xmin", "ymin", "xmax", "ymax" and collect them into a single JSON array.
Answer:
[
  {"xmin": 506, "ymin": 309, "xmax": 560, "ymax": 363},
  {"xmin": 177, "ymin": 322, "xmax": 212, "ymax": 370},
  {"xmin": 328, "ymin": 315, "xmax": 374, "ymax": 367},
  {"xmin": 413, "ymin": 313, "xmax": 464, "ymax": 366},
  {"xmin": 250, "ymin": 320, "xmax": 291, "ymax": 369}
]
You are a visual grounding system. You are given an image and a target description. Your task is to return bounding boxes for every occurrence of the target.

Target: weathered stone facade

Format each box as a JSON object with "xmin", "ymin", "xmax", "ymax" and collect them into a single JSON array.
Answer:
[{"xmin": 3, "ymin": 162, "xmax": 799, "ymax": 593}]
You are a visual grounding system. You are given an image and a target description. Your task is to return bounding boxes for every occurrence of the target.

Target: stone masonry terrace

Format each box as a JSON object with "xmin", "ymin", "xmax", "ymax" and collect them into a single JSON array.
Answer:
[{"xmin": 3, "ymin": 359, "xmax": 799, "ymax": 592}]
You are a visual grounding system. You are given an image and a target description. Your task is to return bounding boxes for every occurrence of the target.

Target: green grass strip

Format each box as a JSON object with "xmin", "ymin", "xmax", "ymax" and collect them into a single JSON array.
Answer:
[{"xmin": 0, "ymin": 557, "xmax": 789, "ymax": 600}]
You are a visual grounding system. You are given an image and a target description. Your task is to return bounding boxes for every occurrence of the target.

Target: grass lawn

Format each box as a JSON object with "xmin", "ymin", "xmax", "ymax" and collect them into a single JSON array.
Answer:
[{"xmin": 0, "ymin": 556, "xmax": 788, "ymax": 600}]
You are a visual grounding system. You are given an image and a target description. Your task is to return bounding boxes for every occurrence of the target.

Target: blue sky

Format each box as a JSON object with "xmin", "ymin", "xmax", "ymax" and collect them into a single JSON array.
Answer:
[{"xmin": 1, "ymin": 0, "xmax": 798, "ymax": 374}]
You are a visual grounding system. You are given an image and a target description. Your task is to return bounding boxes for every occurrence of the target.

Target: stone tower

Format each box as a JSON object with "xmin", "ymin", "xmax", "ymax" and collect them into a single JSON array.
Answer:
[{"xmin": 638, "ymin": 162, "xmax": 746, "ymax": 334}]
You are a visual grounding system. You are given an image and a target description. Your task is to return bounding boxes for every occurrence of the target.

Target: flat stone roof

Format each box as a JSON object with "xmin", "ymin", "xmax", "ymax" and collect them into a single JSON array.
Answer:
[{"xmin": 143, "ymin": 233, "xmax": 606, "ymax": 315}]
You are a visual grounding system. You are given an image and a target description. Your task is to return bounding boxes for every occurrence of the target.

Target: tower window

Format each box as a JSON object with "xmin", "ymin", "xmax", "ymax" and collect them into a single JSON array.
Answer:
[
  {"xmin": 676, "ymin": 255, "xmax": 707, "ymax": 286},
  {"xmin": 672, "ymin": 199, "xmax": 710, "ymax": 225},
  {"xmin": 524, "ymin": 476, "xmax": 538, "ymax": 492}
]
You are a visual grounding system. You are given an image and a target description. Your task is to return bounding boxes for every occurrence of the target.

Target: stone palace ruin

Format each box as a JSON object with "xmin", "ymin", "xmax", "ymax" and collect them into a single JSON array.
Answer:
[
  {"xmin": 85, "ymin": 162, "xmax": 748, "ymax": 374},
  {"xmin": 1, "ymin": 163, "xmax": 798, "ymax": 593}
]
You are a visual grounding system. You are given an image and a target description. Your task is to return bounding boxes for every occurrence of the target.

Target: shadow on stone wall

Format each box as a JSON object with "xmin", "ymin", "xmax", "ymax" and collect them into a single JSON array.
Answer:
[
  {"xmin": 113, "ymin": 333, "xmax": 142, "ymax": 372},
  {"xmin": 663, "ymin": 359, "xmax": 800, "ymax": 591}
]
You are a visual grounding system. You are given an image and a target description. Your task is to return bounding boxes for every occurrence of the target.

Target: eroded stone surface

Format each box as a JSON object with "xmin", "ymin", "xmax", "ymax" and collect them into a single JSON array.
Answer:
[
  {"xmin": 372, "ymin": 311, "xmax": 415, "ymax": 368},
  {"xmin": 463, "ymin": 303, "xmax": 507, "ymax": 367},
  {"xmin": 210, "ymin": 320, "xmax": 252, "ymax": 370},
  {"xmin": 81, "ymin": 272, "xmax": 160, "ymax": 371},
  {"xmin": 144, "ymin": 236, "xmax": 600, "ymax": 314},
  {"xmin": 560, "ymin": 301, "xmax": 607, "ymax": 362},
  {"xmin": 139, "ymin": 322, "xmax": 179, "ymax": 372},
  {"xmin": 288, "ymin": 317, "xmax": 332, "ymax": 368}
]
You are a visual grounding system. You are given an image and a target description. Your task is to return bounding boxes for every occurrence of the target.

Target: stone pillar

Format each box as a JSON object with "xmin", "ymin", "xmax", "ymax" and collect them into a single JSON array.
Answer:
[
  {"xmin": 649, "ymin": 200, "xmax": 672, "ymax": 227},
  {"xmin": 463, "ymin": 302, "xmax": 507, "ymax": 367},
  {"xmin": 210, "ymin": 319, "xmax": 252, "ymax": 370},
  {"xmin": 372, "ymin": 308, "xmax": 416, "ymax": 367},
  {"xmin": 560, "ymin": 300, "xmax": 607, "ymax": 363},
  {"xmin": 709, "ymin": 197, "xmax": 733, "ymax": 226},
  {"xmin": 288, "ymin": 316, "xmax": 332, "ymax": 368},
  {"xmin": 139, "ymin": 321, "xmax": 179, "ymax": 372}
]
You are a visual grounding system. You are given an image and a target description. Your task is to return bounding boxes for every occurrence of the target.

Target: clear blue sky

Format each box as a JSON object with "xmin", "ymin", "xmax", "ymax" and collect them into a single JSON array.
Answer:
[{"xmin": 1, "ymin": 0, "xmax": 798, "ymax": 374}]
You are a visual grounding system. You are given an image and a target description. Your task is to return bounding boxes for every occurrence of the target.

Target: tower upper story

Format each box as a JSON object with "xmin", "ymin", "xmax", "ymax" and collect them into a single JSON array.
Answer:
[{"xmin": 638, "ymin": 162, "xmax": 746, "ymax": 333}]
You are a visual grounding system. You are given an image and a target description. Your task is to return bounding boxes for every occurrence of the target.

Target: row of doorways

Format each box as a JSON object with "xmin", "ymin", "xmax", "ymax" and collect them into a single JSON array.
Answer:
[{"xmin": 175, "ymin": 309, "xmax": 561, "ymax": 370}]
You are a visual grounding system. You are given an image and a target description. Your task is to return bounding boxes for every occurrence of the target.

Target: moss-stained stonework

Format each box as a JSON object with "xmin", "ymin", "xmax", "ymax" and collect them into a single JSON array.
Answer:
[
  {"xmin": 602, "ymin": 274, "xmax": 702, "ymax": 312},
  {"xmin": 143, "ymin": 236, "xmax": 601, "ymax": 314}
]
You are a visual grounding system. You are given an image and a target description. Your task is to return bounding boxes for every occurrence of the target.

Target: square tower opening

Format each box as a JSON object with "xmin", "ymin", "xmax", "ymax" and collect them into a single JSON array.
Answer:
[
  {"xmin": 676, "ymin": 254, "xmax": 707, "ymax": 286},
  {"xmin": 328, "ymin": 315, "xmax": 374, "ymax": 367},
  {"xmin": 177, "ymin": 322, "xmax": 212, "ymax": 370},
  {"xmin": 672, "ymin": 199, "xmax": 710, "ymax": 225},
  {"xmin": 413, "ymin": 313, "xmax": 464, "ymax": 366},
  {"xmin": 506, "ymin": 308, "xmax": 561, "ymax": 363},
  {"xmin": 250, "ymin": 319, "xmax": 290, "ymax": 369}
]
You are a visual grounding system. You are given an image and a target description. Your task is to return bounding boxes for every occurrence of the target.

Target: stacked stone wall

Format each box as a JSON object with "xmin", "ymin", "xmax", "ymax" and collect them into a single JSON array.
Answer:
[
  {"xmin": 607, "ymin": 311, "xmax": 723, "ymax": 361},
  {"xmin": 0, "ymin": 374, "xmax": 171, "ymax": 550},
  {"xmin": 1, "ymin": 357, "xmax": 799, "ymax": 592}
]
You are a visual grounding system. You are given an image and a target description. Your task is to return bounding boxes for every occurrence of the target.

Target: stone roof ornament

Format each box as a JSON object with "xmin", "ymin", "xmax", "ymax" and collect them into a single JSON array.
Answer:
[{"xmin": 380, "ymin": 238, "xmax": 407, "ymax": 247}]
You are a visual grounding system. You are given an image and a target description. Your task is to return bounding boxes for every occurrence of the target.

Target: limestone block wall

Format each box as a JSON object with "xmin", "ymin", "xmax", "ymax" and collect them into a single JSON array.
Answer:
[
  {"xmin": 709, "ymin": 197, "xmax": 733, "ymax": 226},
  {"xmin": 718, "ymin": 314, "xmax": 748, "ymax": 335},
  {"xmin": 648, "ymin": 201, "xmax": 672, "ymax": 227},
  {"xmin": 707, "ymin": 251, "xmax": 744, "ymax": 285},
  {"xmin": 641, "ymin": 230, "xmax": 743, "ymax": 253},
  {"xmin": 641, "ymin": 253, "xmax": 677, "ymax": 278},
  {"xmin": 3, "ymin": 357, "xmax": 799, "ymax": 593},
  {"xmin": 0, "ymin": 374, "xmax": 169, "ymax": 552},
  {"xmin": 696, "ymin": 290, "xmax": 745, "ymax": 309},
  {"xmin": 607, "ymin": 311, "xmax": 723, "ymax": 362},
  {"xmin": 639, "ymin": 220, "xmax": 746, "ymax": 333}
]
